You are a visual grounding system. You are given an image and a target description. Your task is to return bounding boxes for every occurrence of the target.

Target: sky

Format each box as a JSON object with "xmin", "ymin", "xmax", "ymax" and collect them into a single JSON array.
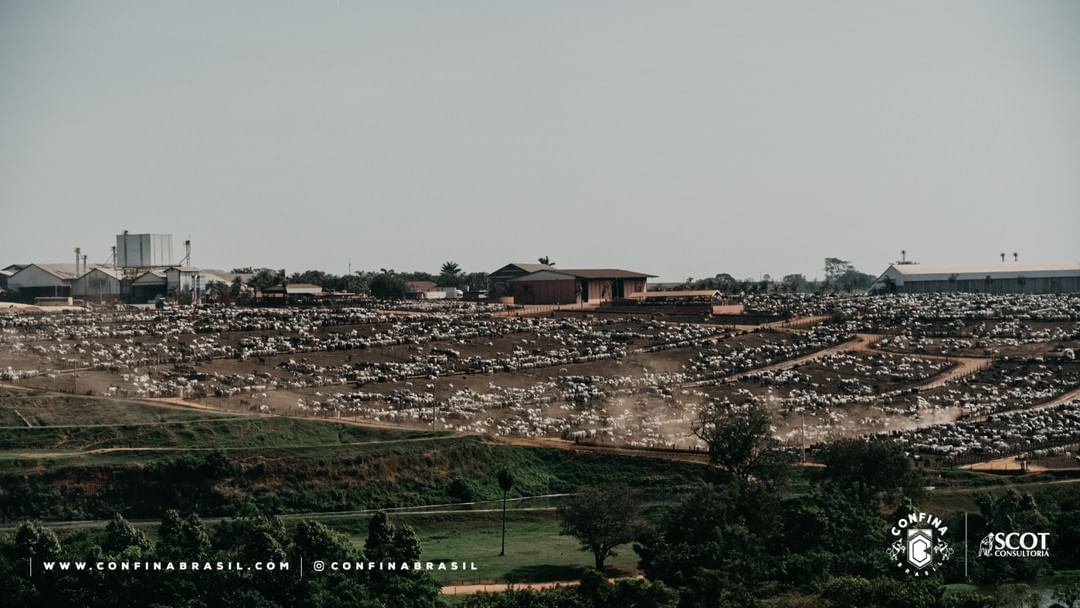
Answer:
[{"xmin": 1, "ymin": 1, "xmax": 1078, "ymax": 282}]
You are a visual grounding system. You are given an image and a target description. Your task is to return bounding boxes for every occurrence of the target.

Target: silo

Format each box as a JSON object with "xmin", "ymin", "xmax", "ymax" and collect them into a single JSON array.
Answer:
[{"xmin": 116, "ymin": 232, "xmax": 174, "ymax": 268}]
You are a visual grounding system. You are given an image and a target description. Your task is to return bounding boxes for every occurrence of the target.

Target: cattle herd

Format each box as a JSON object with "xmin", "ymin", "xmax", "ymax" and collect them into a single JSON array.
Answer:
[{"xmin": 1, "ymin": 293, "xmax": 1078, "ymax": 465}]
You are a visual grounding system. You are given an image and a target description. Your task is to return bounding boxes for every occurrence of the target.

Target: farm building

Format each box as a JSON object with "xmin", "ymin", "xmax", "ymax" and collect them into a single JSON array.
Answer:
[
  {"xmin": 165, "ymin": 267, "xmax": 230, "ymax": 296},
  {"xmin": 508, "ymin": 268, "xmax": 655, "ymax": 305},
  {"xmin": 489, "ymin": 263, "xmax": 555, "ymax": 285},
  {"xmin": 0, "ymin": 267, "xmax": 16, "ymax": 292},
  {"xmin": 6, "ymin": 264, "xmax": 87, "ymax": 300},
  {"xmin": 261, "ymin": 283, "xmax": 324, "ymax": 302},
  {"xmin": 405, "ymin": 281, "xmax": 437, "ymax": 299},
  {"xmin": 130, "ymin": 270, "xmax": 168, "ymax": 303},
  {"xmin": 626, "ymin": 289, "xmax": 722, "ymax": 304},
  {"xmin": 71, "ymin": 268, "xmax": 124, "ymax": 302},
  {"xmin": 116, "ymin": 232, "xmax": 174, "ymax": 268},
  {"xmin": 872, "ymin": 262, "xmax": 1080, "ymax": 294}
]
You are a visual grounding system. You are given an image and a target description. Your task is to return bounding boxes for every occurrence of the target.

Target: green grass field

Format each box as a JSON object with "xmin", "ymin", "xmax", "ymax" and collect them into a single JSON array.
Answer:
[
  {"xmin": 0, "ymin": 414, "xmax": 441, "ymax": 452},
  {"xmin": 319, "ymin": 509, "xmax": 639, "ymax": 584}
]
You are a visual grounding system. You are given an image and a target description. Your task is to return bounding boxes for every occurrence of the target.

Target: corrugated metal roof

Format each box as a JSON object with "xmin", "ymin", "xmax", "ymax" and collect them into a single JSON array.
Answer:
[
  {"xmin": 890, "ymin": 262, "xmax": 1080, "ymax": 276},
  {"xmin": 556, "ymin": 268, "xmax": 657, "ymax": 279},
  {"xmin": 26, "ymin": 264, "xmax": 112, "ymax": 280},
  {"xmin": 878, "ymin": 261, "xmax": 1080, "ymax": 284},
  {"xmin": 627, "ymin": 290, "xmax": 720, "ymax": 299},
  {"xmin": 508, "ymin": 270, "xmax": 576, "ymax": 282},
  {"xmin": 509, "ymin": 268, "xmax": 657, "ymax": 281},
  {"xmin": 77, "ymin": 268, "xmax": 124, "ymax": 280},
  {"xmin": 503, "ymin": 263, "xmax": 552, "ymax": 273}
]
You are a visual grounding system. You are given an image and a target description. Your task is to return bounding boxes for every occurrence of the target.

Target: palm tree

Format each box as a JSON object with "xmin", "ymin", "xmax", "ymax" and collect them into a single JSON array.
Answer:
[
  {"xmin": 439, "ymin": 261, "xmax": 463, "ymax": 287},
  {"xmin": 497, "ymin": 469, "xmax": 514, "ymax": 556}
]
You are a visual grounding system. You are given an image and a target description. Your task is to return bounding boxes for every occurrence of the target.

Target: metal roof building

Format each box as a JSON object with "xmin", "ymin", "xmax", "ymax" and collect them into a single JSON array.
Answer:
[
  {"xmin": 507, "ymin": 267, "xmax": 655, "ymax": 305},
  {"xmin": 872, "ymin": 262, "xmax": 1080, "ymax": 294},
  {"xmin": 71, "ymin": 268, "xmax": 125, "ymax": 302}
]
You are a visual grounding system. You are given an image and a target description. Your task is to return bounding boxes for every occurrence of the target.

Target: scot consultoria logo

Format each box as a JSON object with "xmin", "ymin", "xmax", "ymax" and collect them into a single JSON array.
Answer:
[
  {"xmin": 978, "ymin": 532, "xmax": 1050, "ymax": 559},
  {"xmin": 886, "ymin": 511, "xmax": 953, "ymax": 576}
]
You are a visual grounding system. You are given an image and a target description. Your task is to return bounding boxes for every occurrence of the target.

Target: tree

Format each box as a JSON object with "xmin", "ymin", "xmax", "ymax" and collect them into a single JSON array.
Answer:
[
  {"xmin": 823, "ymin": 258, "xmax": 875, "ymax": 292},
  {"xmin": 1054, "ymin": 581, "xmax": 1080, "ymax": 608},
  {"xmin": 463, "ymin": 271, "xmax": 490, "ymax": 292},
  {"xmin": 364, "ymin": 512, "xmax": 422, "ymax": 563},
  {"xmin": 246, "ymin": 268, "xmax": 283, "ymax": 292},
  {"xmin": 818, "ymin": 438, "xmax": 923, "ymax": 501},
  {"xmin": 558, "ymin": 486, "xmax": 641, "ymax": 571},
  {"xmin": 497, "ymin": 469, "xmax": 514, "ymax": 556},
  {"xmin": 368, "ymin": 271, "xmax": 407, "ymax": 299},
  {"xmin": 438, "ymin": 261, "xmax": 463, "ymax": 287},
  {"xmin": 997, "ymin": 584, "xmax": 1041, "ymax": 608},
  {"xmin": 693, "ymin": 401, "xmax": 788, "ymax": 483},
  {"xmin": 158, "ymin": 510, "xmax": 210, "ymax": 560},
  {"xmin": 102, "ymin": 513, "xmax": 152, "ymax": 554},
  {"xmin": 206, "ymin": 280, "xmax": 231, "ymax": 305},
  {"xmin": 781, "ymin": 274, "xmax": 808, "ymax": 293}
]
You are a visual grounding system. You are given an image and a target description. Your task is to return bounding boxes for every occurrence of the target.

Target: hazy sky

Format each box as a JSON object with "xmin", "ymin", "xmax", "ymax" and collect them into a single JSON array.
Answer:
[{"xmin": 1, "ymin": 1, "xmax": 1078, "ymax": 281}]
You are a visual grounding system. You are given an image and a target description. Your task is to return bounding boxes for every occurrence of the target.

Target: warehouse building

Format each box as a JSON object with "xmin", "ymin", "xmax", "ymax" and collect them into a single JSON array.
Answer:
[
  {"xmin": 507, "ymin": 268, "xmax": 654, "ymax": 305},
  {"xmin": 71, "ymin": 268, "xmax": 124, "ymax": 302},
  {"xmin": 489, "ymin": 263, "xmax": 556, "ymax": 285},
  {"xmin": 130, "ymin": 270, "xmax": 168, "ymax": 303},
  {"xmin": 871, "ymin": 262, "xmax": 1080, "ymax": 294},
  {"xmin": 6, "ymin": 264, "xmax": 86, "ymax": 300}
]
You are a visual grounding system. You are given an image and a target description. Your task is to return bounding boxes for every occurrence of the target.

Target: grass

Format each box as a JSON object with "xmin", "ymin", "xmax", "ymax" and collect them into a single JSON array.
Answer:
[
  {"xmin": 0, "ymin": 390, "xmax": 221, "ymax": 426},
  {"xmin": 0, "ymin": 415, "xmax": 441, "ymax": 452},
  {"xmin": 320, "ymin": 509, "xmax": 639, "ymax": 585}
]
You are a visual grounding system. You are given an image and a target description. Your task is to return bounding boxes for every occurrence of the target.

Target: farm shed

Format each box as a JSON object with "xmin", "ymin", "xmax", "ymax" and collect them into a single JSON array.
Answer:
[
  {"xmin": 71, "ymin": 268, "xmax": 124, "ymax": 302},
  {"xmin": 6, "ymin": 263, "xmax": 83, "ymax": 301},
  {"xmin": 131, "ymin": 270, "xmax": 168, "ymax": 303},
  {"xmin": 872, "ymin": 262, "xmax": 1080, "ymax": 294},
  {"xmin": 509, "ymin": 268, "xmax": 654, "ymax": 305}
]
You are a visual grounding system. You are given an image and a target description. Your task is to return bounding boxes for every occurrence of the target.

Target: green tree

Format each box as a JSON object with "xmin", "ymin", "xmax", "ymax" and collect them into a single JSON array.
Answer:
[
  {"xmin": 102, "ymin": 513, "xmax": 152, "ymax": 554},
  {"xmin": 781, "ymin": 274, "xmax": 809, "ymax": 293},
  {"xmin": 368, "ymin": 271, "xmax": 407, "ymax": 299},
  {"xmin": 693, "ymin": 401, "xmax": 788, "ymax": 483},
  {"xmin": 558, "ymin": 486, "xmax": 641, "ymax": 571},
  {"xmin": 438, "ymin": 261, "xmax": 463, "ymax": 287},
  {"xmin": 818, "ymin": 438, "xmax": 923, "ymax": 501},
  {"xmin": 1053, "ymin": 581, "xmax": 1080, "ymax": 608},
  {"xmin": 997, "ymin": 583, "xmax": 1041, "ymax": 608}
]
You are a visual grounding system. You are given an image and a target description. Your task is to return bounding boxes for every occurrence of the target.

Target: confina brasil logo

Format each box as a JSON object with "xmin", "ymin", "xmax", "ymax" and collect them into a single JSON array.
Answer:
[{"xmin": 886, "ymin": 511, "xmax": 953, "ymax": 576}]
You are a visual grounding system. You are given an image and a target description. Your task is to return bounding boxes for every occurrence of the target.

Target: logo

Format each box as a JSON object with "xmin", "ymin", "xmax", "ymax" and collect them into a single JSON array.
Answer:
[
  {"xmin": 886, "ymin": 511, "xmax": 952, "ymax": 576},
  {"xmin": 978, "ymin": 532, "xmax": 1050, "ymax": 558}
]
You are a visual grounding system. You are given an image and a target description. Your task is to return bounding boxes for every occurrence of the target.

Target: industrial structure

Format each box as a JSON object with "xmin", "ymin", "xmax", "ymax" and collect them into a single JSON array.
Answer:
[
  {"xmin": 2, "ymin": 231, "xmax": 235, "ymax": 304},
  {"xmin": 115, "ymin": 232, "xmax": 174, "ymax": 268},
  {"xmin": 871, "ymin": 261, "xmax": 1080, "ymax": 294}
]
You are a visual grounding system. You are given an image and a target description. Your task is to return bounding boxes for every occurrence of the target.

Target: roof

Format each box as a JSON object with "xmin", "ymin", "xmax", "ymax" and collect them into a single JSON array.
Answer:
[
  {"xmin": 509, "ymin": 270, "xmax": 576, "ymax": 282},
  {"xmin": 132, "ymin": 270, "xmax": 167, "ymax": 284},
  {"xmin": 495, "ymin": 263, "xmax": 553, "ymax": 273},
  {"xmin": 627, "ymin": 290, "xmax": 720, "ymax": 299},
  {"xmin": 264, "ymin": 283, "xmax": 323, "ymax": 294},
  {"xmin": 509, "ymin": 268, "xmax": 657, "ymax": 282},
  {"xmin": 405, "ymin": 280, "xmax": 437, "ymax": 292},
  {"xmin": 555, "ymin": 268, "xmax": 657, "ymax": 279},
  {"xmin": 17, "ymin": 263, "xmax": 108, "ymax": 281},
  {"xmin": 77, "ymin": 267, "xmax": 124, "ymax": 280},
  {"xmin": 878, "ymin": 261, "xmax": 1080, "ymax": 283}
]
